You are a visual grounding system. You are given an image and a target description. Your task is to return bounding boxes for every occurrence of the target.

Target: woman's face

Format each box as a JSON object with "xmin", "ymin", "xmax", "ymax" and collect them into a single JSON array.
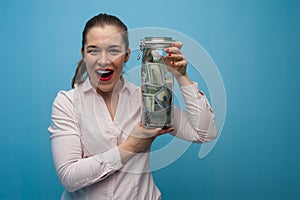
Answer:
[{"xmin": 82, "ymin": 25, "xmax": 130, "ymax": 95}]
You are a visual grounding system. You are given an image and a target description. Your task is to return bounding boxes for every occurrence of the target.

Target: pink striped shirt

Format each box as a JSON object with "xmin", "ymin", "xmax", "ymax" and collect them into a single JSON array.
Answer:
[{"xmin": 48, "ymin": 78, "xmax": 216, "ymax": 200}]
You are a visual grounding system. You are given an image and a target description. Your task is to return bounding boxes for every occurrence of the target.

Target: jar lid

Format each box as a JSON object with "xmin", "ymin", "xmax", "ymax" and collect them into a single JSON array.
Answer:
[{"xmin": 140, "ymin": 37, "xmax": 174, "ymax": 49}]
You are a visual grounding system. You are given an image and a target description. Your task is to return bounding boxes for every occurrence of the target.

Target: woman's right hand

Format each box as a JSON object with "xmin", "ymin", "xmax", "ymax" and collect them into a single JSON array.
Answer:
[{"xmin": 118, "ymin": 123, "xmax": 173, "ymax": 163}]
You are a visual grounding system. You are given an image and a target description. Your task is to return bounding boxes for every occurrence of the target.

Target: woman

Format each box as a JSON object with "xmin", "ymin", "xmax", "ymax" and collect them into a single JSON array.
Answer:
[{"xmin": 48, "ymin": 13, "xmax": 217, "ymax": 200}]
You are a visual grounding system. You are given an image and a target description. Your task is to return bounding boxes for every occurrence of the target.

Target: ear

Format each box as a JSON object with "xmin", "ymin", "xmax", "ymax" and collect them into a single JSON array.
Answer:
[{"xmin": 124, "ymin": 49, "xmax": 131, "ymax": 63}]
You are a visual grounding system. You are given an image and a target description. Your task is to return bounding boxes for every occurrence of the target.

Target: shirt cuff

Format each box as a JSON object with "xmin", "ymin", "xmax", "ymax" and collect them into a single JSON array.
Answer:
[{"xmin": 94, "ymin": 147, "xmax": 124, "ymax": 171}]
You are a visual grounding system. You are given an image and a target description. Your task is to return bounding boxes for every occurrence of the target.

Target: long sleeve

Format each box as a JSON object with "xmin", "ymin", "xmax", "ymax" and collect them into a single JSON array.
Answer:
[
  {"xmin": 48, "ymin": 91, "xmax": 123, "ymax": 192},
  {"xmin": 172, "ymin": 82, "xmax": 217, "ymax": 143}
]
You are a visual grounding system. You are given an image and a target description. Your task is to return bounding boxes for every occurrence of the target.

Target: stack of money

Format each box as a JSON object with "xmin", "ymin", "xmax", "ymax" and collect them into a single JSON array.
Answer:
[{"xmin": 142, "ymin": 62, "xmax": 173, "ymax": 128}]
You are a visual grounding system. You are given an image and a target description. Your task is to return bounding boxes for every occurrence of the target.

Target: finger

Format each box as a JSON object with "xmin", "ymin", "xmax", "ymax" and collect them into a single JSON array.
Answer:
[
  {"xmin": 157, "ymin": 127, "xmax": 174, "ymax": 136},
  {"xmin": 132, "ymin": 123, "xmax": 158, "ymax": 138},
  {"xmin": 171, "ymin": 60, "xmax": 187, "ymax": 68},
  {"xmin": 167, "ymin": 53, "xmax": 185, "ymax": 62},
  {"xmin": 162, "ymin": 58, "xmax": 187, "ymax": 76},
  {"xmin": 165, "ymin": 47, "xmax": 182, "ymax": 55},
  {"xmin": 142, "ymin": 127, "xmax": 162, "ymax": 138},
  {"xmin": 172, "ymin": 41, "xmax": 183, "ymax": 49}
]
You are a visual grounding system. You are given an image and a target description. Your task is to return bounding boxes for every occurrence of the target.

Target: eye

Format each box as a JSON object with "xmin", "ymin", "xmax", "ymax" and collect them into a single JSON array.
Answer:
[
  {"xmin": 109, "ymin": 48, "xmax": 122, "ymax": 55},
  {"xmin": 87, "ymin": 48, "xmax": 99, "ymax": 55}
]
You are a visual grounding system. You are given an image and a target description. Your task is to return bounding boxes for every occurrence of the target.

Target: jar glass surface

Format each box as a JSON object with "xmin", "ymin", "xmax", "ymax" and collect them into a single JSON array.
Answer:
[{"xmin": 140, "ymin": 37, "xmax": 174, "ymax": 129}]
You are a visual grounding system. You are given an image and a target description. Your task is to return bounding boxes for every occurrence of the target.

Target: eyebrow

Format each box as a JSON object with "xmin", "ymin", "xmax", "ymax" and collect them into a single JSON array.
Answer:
[
  {"xmin": 109, "ymin": 45, "xmax": 122, "ymax": 48},
  {"xmin": 86, "ymin": 44, "xmax": 122, "ymax": 49},
  {"xmin": 86, "ymin": 45, "xmax": 98, "ymax": 49}
]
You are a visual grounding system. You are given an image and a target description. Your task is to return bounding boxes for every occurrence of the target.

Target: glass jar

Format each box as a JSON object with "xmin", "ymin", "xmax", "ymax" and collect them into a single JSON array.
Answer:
[{"xmin": 138, "ymin": 37, "xmax": 174, "ymax": 129}]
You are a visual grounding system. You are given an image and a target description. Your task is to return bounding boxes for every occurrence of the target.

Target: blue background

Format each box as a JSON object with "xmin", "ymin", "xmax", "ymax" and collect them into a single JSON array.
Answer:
[{"xmin": 1, "ymin": 0, "xmax": 299, "ymax": 199}]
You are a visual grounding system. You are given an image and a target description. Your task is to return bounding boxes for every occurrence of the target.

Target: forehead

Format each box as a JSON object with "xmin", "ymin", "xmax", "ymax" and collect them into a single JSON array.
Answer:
[{"xmin": 86, "ymin": 25, "xmax": 123, "ymax": 47}]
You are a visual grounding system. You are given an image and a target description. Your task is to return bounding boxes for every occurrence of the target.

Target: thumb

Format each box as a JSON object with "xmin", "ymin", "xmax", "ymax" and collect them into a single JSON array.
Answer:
[{"xmin": 142, "ymin": 128, "xmax": 162, "ymax": 138}]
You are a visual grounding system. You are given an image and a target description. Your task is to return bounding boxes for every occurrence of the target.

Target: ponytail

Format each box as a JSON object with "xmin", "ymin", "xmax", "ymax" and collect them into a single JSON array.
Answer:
[{"xmin": 71, "ymin": 59, "xmax": 87, "ymax": 88}]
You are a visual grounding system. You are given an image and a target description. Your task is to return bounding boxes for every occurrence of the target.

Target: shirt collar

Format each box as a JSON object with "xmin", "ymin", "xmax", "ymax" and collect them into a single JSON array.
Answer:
[{"xmin": 79, "ymin": 78, "xmax": 93, "ymax": 92}]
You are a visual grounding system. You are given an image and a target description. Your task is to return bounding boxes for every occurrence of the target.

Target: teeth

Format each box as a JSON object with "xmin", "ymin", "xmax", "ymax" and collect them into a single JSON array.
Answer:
[{"xmin": 96, "ymin": 70, "xmax": 111, "ymax": 76}]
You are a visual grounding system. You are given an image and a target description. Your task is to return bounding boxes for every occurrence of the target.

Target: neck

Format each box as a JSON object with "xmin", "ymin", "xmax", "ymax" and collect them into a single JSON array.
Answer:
[
  {"xmin": 97, "ymin": 78, "xmax": 123, "ymax": 121},
  {"xmin": 96, "ymin": 77, "xmax": 124, "ymax": 101}
]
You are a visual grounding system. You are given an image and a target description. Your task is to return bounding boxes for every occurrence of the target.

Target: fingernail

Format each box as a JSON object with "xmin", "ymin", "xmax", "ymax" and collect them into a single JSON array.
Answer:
[
  {"xmin": 172, "ymin": 43, "xmax": 175, "ymax": 46},
  {"xmin": 171, "ymin": 61, "xmax": 174, "ymax": 65},
  {"xmin": 168, "ymin": 53, "xmax": 172, "ymax": 57},
  {"xmin": 165, "ymin": 48, "xmax": 169, "ymax": 52}
]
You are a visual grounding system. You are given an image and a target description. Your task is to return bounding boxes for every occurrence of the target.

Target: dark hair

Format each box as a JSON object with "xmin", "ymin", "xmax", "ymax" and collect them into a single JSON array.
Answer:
[{"xmin": 71, "ymin": 13, "xmax": 129, "ymax": 88}]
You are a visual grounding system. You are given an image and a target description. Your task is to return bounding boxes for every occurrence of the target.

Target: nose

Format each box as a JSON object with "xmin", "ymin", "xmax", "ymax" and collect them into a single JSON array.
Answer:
[{"xmin": 97, "ymin": 51, "xmax": 110, "ymax": 68}]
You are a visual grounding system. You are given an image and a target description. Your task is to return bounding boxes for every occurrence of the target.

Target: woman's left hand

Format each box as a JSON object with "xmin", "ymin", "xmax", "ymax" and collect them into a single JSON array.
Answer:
[{"xmin": 164, "ymin": 42, "xmax": 188, "ymax": 78}]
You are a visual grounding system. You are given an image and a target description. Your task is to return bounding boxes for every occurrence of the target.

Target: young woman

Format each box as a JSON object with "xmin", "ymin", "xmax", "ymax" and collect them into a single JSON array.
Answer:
[{"xmin": 48, "ymin": 13, "xmax": 217, "ymax": 200}]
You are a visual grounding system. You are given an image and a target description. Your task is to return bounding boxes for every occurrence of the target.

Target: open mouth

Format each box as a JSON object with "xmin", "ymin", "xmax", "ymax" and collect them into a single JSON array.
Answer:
[{"xmin": 95, "ymin": 69, "xmax": 114, "ymax": 81}]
